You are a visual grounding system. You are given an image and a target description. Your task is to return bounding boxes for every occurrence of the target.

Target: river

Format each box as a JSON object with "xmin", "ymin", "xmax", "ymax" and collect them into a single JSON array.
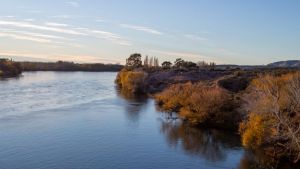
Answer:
[{"xmin": 0, "ymin": 72, "xmax": 296, "ymax": 169}]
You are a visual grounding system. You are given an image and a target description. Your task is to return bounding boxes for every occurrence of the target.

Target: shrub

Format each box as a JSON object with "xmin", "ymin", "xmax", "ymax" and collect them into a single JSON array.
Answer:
[
  {"xmin": 0, "ymin": 59, "xmax": 22, "ymax": 77},
  {"xmin": 240, "ymin": 72, "xmax": 300, "ymax": 162},
  {"xmin": 155, "ymin": 82, "xmax": 239, "ymax": 128},
  {"xmin": 115, "ymin": 69, "xmax": 147, "ymax": 93},
  {"xmin": 239, "ymin": 113, "xmax": 272, "ymax": 149}
]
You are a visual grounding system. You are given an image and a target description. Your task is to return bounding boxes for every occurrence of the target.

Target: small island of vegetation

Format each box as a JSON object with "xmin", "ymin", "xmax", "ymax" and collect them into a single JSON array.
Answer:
[
  {"xmin": 0, "ymin": 59, "xmax": 22, "ymax": 78},
  {"xmin": 116, "ymin": 53, "xmax": 300, "ymax": 165}
]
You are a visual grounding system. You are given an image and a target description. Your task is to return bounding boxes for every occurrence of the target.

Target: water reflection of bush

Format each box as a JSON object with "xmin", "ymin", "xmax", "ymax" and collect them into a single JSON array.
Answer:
[
  {"xmin": 159, "ymin": 119, "xmax": 241, "ymax": 162},
  {"xmin": 116, "ymin": 87, "xmax": 148, "ymax": 122},
  {"xmin": 160, "ymin": 119, "xmax": 300, "ymax": 169},
  {"xmin": 238, "ymin": 149, "xmax": 300, "ymax": 169}
]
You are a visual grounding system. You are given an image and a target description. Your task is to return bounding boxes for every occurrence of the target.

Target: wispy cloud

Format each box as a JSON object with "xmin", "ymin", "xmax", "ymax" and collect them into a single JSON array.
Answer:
[
  {"xmin": 24, "ymin": 18, "xmax": 35, "ymax": 22},
  {"xmin": 2, "ymin": 16, "xmax": 16, "ymax": 18},
  {"xmin": 0, "ymin": 32, "xmax": 54, "ymax": 43},
  {"xmin": 45, "ymin": 22, "xmax": 69, "ymax": 27},
  {"xmin": 92, "ymin": 30, "xmax": 132, "ymax": 46},
  {"xmin": 184, "ymin": 34, "xmax": 207, "ymax": 41},
  {"xmin": 0, "ymin": 19, "xmax": 131, "ymax": 47},
  {"xmin": 0, "ymin": 20, "xmax": 85, "ymax": 35},
  {"xmin": 52, "ymin": 15, "xmax": 73, "ymax": 19},
  {"xmin": 66, "ymin": 1, "xmax": 80, "ymax": 8},
  {"xmin": 26, "ymin": 10, "xmax": 43, "ymax": 14},
  {"xmin": 120, "ymin": 24, "xmax": 163, "ymax": 35},
  {"xmin": 0, "ymin": 29, "xmax": 71, "ymax": 40}
]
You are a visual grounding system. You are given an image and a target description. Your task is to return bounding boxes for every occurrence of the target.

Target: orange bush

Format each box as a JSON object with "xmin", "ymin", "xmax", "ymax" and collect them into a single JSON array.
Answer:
[
  {"xmin": 240, "ymin": 72, "xmax": 300, "ymax": 161},
  {"xmin": 115, "ymin": 69, "xmax": 147, "ymax": 93},
  {"xmin": 155, "ymin": 82, "xmax": 238, "ymax": 127}
]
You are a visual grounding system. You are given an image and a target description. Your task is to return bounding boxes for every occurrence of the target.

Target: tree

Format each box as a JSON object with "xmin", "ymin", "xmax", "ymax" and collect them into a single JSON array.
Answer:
[
  {"xmin": 126, "ymin": 53, "xmax": 142, "ymax": 69},
  {"xmin": 154, "ymin": 57, "xmax": 159, "ymax": 68},
  {"xmin": 174, "ymin": 58, "xmax": 185, "ymax": 68},
  {"xmin": 197, "ymin": 61, "xmax": 209, "ymax": 69},
  {"xmin": 149, "ymin": 57, "xmax": 154, "ymax": 67},
  {"xmin": 144, "ymin": 55, "xmax": 149, "ymax": 68},
  {"xmin": 162, "ymin": 61, "xmax": 172, "ymax": 69},
  {"xmin": 183, "ymin": 61, "xmax": 197, "ymax": 69},
  {"xmin": 209, "ymin": 62, "xmax": 216, "ymax": 70}
]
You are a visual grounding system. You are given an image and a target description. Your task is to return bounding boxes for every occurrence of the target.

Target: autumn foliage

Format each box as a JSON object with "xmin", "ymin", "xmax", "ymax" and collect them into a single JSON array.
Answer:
[
  {"xmin": 240, "ymin": 72, "xmax": 300, "ymax": 162},
  {"xmin": 115, "ymin": 69, "xmax": 147, "ymax": 93},
  {"xmin": 155, "ymin": 82, "xmax": 239, "ymax": 128}
]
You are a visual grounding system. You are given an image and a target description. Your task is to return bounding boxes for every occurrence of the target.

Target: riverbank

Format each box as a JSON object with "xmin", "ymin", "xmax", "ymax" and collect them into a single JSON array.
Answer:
[
  {"xmin": 115, "ymin": 63, "xmax": 300, "ymax": 164},
  {"xmin": 19, "ymin": 61, "xmax": 123, "ymax": 72}
]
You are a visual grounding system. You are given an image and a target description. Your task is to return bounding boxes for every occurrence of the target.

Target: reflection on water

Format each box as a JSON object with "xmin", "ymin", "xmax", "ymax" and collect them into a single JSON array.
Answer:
[
  {"xmin": 0, "ymin": 72, "xmax": 298, "ymax": 169},
  {"xmin": 159, "ymin": 119, "xmax": 241, "ymax": 162},
  {"xmin": 116, "ymin": 87, "xmax": 148, "ymax": 122},
  {"xmin": 158, "ymin": 119, "xmax": 300, "ymax": 169}
]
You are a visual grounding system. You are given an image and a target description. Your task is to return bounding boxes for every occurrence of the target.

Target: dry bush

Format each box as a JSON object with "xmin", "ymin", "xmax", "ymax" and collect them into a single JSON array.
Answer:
[
  {"xmin": 115, "ymin": 69, "xmax": 147, "ymax": 93},
  {"xmin": 155, "ymin": 82, "xmax": 238, "ymax": 128},
  {"xmin": 240, "ymin": 72, "xmax": 300, "ymax": 162}
]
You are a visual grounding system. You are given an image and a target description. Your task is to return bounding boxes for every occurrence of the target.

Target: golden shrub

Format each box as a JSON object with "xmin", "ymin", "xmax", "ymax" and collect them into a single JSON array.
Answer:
[
  {"xmin": 115, "ymin": 70, "xmax": 147, "ymax": 93},
  {"xmin": 240, "ymin": 72, "xmax": 300, "ymax": 161},
  {"xmin": 239, "ymin": 113, "xmax": 269, "ymax": 148},
  {"xmin": 155, "ymin": 82, "xmax": 236, "ymax": 127}
]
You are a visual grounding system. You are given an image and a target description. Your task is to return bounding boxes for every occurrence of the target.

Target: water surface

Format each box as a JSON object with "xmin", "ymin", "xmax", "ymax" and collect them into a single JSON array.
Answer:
[{"xmin": 0, "ymin": 72, "xmax": 295, "ymax": 169}]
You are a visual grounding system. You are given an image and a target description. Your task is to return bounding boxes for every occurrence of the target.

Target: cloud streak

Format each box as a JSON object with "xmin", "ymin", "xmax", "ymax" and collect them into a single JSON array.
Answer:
[
  {"xmin": 0, "ymin": 20, "xmax": 85, "ymax": 35},
  {"xmin": 66, "ymin": 1, "xmax": 80, "ymax": 8},
  {"xmin": 0, "ymin": 20, "xmax": 131, "ymax": 46},
  {"xmin": 120, "ymin": 24, "xmax": 163, "ymax": 35},
  {"xmin": 184, "ymin": 34, "xmax": 207, "ymax": 41},
  {"xmin": 0, "ymin": 32, "xmax": 54, "ymax": 43}
]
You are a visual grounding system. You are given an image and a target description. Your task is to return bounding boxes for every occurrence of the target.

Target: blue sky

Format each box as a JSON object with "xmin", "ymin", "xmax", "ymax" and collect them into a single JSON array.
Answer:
[{"xmin": 0, "ymin": 0, "xmax": 299, "ymax": 64}]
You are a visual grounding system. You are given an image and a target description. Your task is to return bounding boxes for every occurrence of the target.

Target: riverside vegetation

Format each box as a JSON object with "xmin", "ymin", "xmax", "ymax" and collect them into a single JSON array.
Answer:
[
  {"xmin": 115, "ymin": 53, "xmax": 300, "ymax": 165},
  {"xmin": 0, "ymin": 58, "xmax": 123, "ymax": 78},
  {"xmin": 0, "ymin": 59, "xmax": 22, "ymax": 78}
]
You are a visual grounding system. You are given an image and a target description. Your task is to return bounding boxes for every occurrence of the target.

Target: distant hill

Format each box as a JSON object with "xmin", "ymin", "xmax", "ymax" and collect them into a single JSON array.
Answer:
[{"xmin": 268, "ymin": 60, "xmax": 300, "ymax": 68}]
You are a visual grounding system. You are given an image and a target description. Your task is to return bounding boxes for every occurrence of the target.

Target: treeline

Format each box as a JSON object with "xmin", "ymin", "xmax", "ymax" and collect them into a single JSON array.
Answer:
[
  {"xmin": 0, "ymin": 59, "xmax": 22, "ymax": 77},
  {"xmin": 19, "ymin": 61, "xmax": 123, "ymax": 72},
  {"xmin": 125, "ymin": 53, "xmax": 216, "ymax": 71}
]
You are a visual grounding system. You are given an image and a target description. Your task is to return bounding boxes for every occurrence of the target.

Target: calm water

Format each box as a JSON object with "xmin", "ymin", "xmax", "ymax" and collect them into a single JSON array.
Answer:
[{"xmin": 0, "ymin": 72, "xmax": 295, "ymax": 169}]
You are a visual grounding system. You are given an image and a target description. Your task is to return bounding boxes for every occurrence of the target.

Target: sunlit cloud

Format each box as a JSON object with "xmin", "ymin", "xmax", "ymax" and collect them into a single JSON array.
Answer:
[{"xmin": 120, "ymin": 24, "xmax": 163, "ymax": 35}]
